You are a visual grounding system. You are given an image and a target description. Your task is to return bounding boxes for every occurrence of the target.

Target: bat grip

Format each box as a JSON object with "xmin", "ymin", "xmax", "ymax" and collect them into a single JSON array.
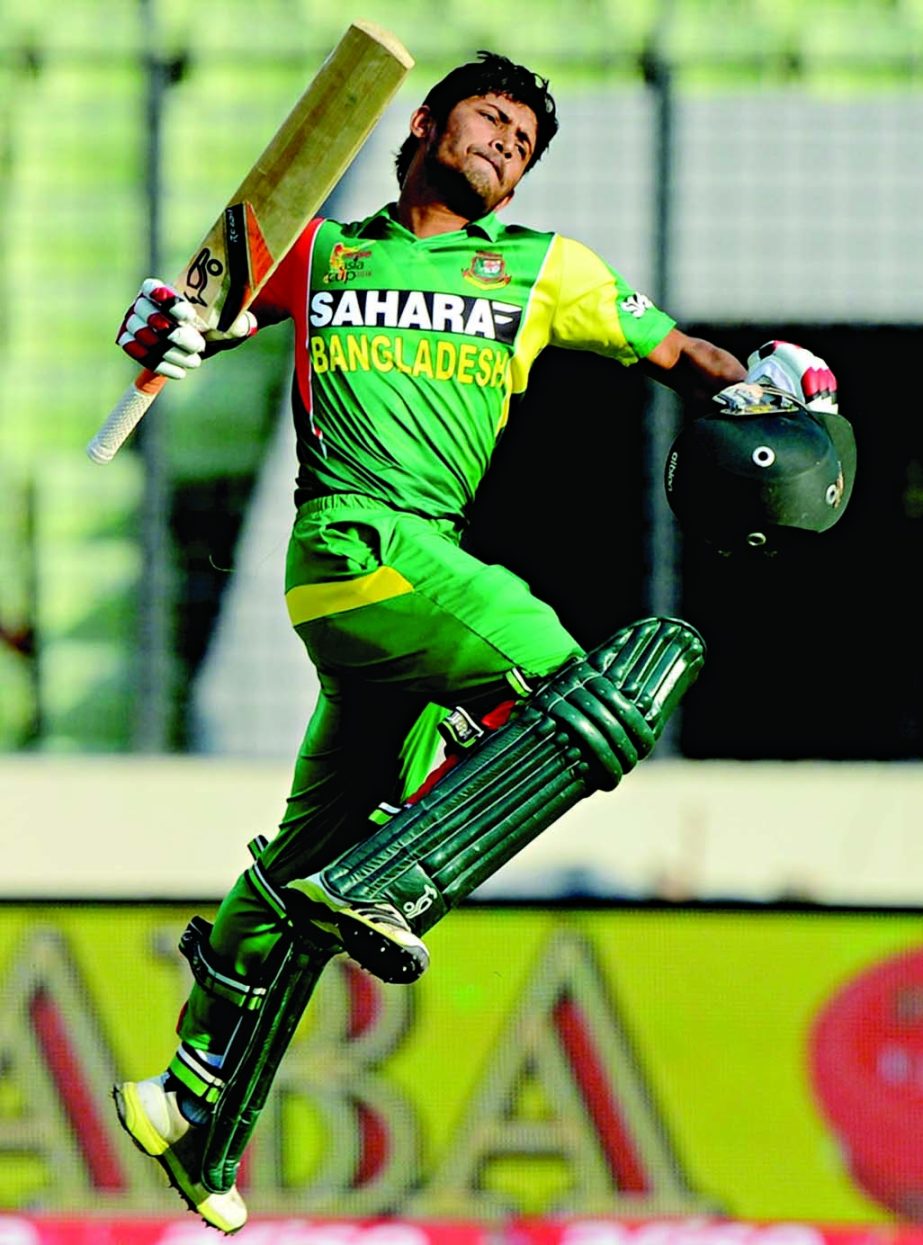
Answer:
[{"xmin": 86, "ymin": 370, "xmax": 167, "ymax": 463}]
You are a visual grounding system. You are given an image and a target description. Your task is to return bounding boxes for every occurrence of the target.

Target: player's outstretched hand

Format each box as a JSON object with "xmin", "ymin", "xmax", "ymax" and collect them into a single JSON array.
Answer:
[
  {"xmin": 744, "ymin": 340, "xmax": 838, "ymax": 414},
  {"xmin": 116, "ymin": 278, "xmax": 255, "ymax": 378}
]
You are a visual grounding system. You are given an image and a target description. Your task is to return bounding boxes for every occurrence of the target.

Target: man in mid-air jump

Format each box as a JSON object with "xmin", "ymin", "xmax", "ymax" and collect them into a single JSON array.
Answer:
[{"xmin": 110, "ymin": 51, "xmax": 850, "ymax": 1234}]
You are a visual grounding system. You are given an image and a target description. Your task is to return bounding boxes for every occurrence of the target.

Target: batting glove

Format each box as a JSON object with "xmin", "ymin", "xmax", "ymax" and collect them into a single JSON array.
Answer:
[
  {"xmin": 116, "ymin": 278, "xmax": 256, "ymax": 379},
  {"xmin": 744, "ymin": 340, "xmax": 838, "ymax": 414}
]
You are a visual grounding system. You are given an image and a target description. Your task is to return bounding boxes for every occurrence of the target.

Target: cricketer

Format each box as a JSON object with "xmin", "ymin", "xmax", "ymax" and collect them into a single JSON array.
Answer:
[{"xmin": 111, "ymin": 50, "xmax": 854, "ymax": 1233}]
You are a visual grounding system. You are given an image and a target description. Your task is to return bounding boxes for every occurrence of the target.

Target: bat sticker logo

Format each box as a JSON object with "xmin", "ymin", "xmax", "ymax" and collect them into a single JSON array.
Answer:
[{"xmin": 185, "ymin": 248, "xmax": 225, "ymax": 306}]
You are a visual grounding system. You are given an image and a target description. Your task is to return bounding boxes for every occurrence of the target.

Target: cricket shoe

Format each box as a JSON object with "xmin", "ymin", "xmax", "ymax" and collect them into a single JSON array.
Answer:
[
  {"xmin": 291, "ymin": 873, "xmax": 430, "ymax": 983},
  {"xmin": 112, "ymin": 1075, "xmax": 247, "ymax": 1235}
]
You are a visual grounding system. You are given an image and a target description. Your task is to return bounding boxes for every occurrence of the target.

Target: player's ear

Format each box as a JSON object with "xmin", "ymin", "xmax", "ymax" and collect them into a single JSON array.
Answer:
[{"xmin": 409, "ymin": 105, "xmax": 435, "ymax": 140}]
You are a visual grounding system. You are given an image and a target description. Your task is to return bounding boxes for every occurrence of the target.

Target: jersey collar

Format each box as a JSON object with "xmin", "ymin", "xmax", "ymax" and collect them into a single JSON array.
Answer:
[{"xmin": 356, "ymin": 203, "xmax": 504, "ymax": 243}]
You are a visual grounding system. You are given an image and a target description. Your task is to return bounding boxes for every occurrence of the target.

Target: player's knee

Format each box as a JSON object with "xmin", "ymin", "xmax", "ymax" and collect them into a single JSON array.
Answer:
[
  {"xmin": 532, "ymin": 657, "xmax": 656, "ymax": 790},
  {"xmin": 583, "ymin": 676, "xmax": 657, "ymax": 760}
]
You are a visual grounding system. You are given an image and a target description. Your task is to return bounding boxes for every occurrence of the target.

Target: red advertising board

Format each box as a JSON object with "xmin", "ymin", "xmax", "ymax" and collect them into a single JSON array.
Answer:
[
  {"xmin": 0, "ymin": 1217, "xmax": 490, "ymax": 1245},
  {"xmin": 7, "ymin": 1221, "xmax": 923, "ymax": 1245}
]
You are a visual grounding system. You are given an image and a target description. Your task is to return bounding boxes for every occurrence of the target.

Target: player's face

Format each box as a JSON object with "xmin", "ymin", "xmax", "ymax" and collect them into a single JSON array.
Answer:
[{"xmin": 419, "ymin": 93, "xmax": 539, "ymax": 213}]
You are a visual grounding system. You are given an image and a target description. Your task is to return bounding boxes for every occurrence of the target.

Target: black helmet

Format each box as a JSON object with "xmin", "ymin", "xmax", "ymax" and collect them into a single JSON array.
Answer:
[{"xmin": 664, "ymin": 389, "xmax": 856, "ymax": 554}]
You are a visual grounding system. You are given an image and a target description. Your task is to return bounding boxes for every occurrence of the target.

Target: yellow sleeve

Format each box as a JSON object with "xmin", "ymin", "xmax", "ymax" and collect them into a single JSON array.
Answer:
[{"xmin": 509, "ymin": 235, "xmax": 676, "ymax": 396}]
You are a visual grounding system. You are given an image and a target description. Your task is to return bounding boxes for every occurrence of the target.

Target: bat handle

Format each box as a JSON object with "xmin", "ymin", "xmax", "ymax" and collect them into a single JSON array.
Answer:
[{"xmin": 86, "ymin": 369, "xmax": 167, "ymax": 463}]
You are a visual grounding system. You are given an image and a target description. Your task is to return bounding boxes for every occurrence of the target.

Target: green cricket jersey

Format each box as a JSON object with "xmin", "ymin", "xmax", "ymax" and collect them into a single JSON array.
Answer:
[{"xmin": 255, "ymin": 203, "xmax": 675, "ymax": 522}]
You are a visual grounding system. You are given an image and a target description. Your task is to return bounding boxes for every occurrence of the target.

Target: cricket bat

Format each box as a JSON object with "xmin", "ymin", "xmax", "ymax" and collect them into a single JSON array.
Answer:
[{"xmin": 87, "ymin": 20, "xmax": 413, "ymax": 464}]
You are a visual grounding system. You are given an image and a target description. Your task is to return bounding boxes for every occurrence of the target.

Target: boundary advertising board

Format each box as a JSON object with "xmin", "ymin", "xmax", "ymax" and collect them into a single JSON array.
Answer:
[{"xmin": 2, "ymin": 903, "xmax": 923, "ymax": 1225}]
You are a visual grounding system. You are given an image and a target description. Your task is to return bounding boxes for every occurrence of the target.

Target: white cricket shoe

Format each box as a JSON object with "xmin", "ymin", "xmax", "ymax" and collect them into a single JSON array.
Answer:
[{"xmin": 113, "ymin": 1075, "xmax": 247, "ymax": 1235}]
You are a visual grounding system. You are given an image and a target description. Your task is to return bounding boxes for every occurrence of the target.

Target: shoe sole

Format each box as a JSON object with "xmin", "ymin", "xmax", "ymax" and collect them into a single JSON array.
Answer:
[
  {"xmin": 112, "ymin": 1083, "xmax": 246, "ymax": 1235},
  {"xmin": 335, "ymin": 913, "xmax": 430, "ymax": 983},
  {"xmin": 292, "ymin": 876, "xmax": 430, "ymax": 982}
]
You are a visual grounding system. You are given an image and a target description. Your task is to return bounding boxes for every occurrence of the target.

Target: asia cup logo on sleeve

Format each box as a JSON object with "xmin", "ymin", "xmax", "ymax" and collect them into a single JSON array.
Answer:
[{"xmin": 809, "ymin": 945, "xmax": 923, "ymax": 1219}]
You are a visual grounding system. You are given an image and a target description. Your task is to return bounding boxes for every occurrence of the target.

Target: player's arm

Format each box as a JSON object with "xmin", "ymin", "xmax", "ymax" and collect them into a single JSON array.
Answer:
[
  {"xmin": 549, "ymin": 240, "xmax": 838, "ymax": 415},
  {"xmin": 640, "ymin": 327, "xmax": 745, "ymax": 403},
  {"xmin": 642, "ymin": 330, "xmax": 839, "ymax": 416}
]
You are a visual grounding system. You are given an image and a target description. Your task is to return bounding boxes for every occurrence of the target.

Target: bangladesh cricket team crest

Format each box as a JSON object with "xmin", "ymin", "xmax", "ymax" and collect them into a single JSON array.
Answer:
[
  {"xmin": 463, "ymin": 250, "xmax": 511, "ymax": 289},
  {"xmin": 324, "ymin": 242, "xmax": 373, "ymax": 284}
]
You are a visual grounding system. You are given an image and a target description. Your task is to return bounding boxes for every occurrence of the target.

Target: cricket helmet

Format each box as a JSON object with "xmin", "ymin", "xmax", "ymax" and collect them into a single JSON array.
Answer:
[{"xmin": 664, "ymin": 392, "xmax": 856, "ymax": 554}]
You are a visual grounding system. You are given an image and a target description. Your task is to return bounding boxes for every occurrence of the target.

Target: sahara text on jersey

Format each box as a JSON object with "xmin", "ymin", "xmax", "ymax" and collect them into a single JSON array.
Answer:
[{"xmin": 309, "ymin": 288, "xmax": 524, "ymax": 344}]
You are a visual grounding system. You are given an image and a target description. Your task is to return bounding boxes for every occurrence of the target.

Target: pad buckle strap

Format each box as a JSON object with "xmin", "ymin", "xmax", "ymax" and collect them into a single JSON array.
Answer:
[
  {"xmin": 439, "ymin": 706, "xmax": 484, "ymax": 750},
  {"xmin": 170, "ymin": 1041, "xmax": 227, "ymax": 1106},
  {"xmin": 370, "ymin": 801, "xmax": 402, "ymax": 826},
  {"xmin": 248, "ymin": 834, "xmax": 269, "ymax": 860},
  {"xmin": 505, "ymin": 667, "xmax": 533, "ymax": 698},
  {"xmin": 178, "ymin": 916, "xmax": 269, "ymax": 1012}
]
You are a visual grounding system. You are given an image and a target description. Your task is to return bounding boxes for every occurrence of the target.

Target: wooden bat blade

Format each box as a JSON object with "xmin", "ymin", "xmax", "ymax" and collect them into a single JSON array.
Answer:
[
  {"xmin": 182, "ymin": 20, "xmax": 414, "ymax": 331},
  {"xmin": 88, "ymin": 21, "xmax": 413, "ymax": 464}
]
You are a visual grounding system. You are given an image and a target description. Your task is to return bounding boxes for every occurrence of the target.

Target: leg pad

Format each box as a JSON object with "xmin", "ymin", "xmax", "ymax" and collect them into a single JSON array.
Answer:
[
  {"xmin": 317, "ymin": 616, "xmax": 705, "ymax": 949},
  {"xmin": 169, "ymin": 855, "xmax": 340, "ymax": 1195}
]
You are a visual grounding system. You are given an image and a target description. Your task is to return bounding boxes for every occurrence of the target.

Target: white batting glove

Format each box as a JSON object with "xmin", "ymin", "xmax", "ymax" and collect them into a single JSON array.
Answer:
[
  {"xmin": 744, "ymin": 340, "xmax": 838, "ymax": 414},
  {"xmin": 116, "ymin": 279, "xmax": 205, "ymax": 379},
  {"xmin": 116, "ymin": 278, "xmax": 255, "ymax": 379}
]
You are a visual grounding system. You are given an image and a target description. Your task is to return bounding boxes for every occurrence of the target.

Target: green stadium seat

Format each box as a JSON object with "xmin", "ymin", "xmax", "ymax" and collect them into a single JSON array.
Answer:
[{"xmin": 32, "ymin": 454, "xmax": 143, "ymax": 750}]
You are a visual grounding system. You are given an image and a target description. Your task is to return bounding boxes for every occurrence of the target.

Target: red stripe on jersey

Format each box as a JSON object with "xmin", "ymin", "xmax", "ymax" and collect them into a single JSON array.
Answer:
[
  {"xmin": 301, "ymin": 217, "xmax": 326, "ymax": 431},
  {"xmin": 252, "ymin": 213, "xmax": 326, "ymax": 412}
]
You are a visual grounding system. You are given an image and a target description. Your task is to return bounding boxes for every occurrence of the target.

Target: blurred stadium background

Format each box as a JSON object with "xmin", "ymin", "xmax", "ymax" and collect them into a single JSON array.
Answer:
[{"xmin": 4, "ymin": 0, "xmax": 923, "ymax": 1239}]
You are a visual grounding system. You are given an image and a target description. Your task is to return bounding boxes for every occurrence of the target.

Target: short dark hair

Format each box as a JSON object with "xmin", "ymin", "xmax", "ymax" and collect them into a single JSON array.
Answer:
[{"xmin": 395, "ymin": 50, "xmax": 558, "ymax": 188}]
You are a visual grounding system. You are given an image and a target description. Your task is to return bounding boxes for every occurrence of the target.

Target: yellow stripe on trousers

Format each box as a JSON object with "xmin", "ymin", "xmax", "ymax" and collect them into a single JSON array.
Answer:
[{"xmin": 285, "ymin": 566, "xmax": 414, "ymax": 625}]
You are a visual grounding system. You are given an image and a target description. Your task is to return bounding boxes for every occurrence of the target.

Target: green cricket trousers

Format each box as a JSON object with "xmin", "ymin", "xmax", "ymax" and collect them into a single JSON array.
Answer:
[{"xmin": 176, "ymin": 494, "xmax": 581, "ymax": 1059}]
